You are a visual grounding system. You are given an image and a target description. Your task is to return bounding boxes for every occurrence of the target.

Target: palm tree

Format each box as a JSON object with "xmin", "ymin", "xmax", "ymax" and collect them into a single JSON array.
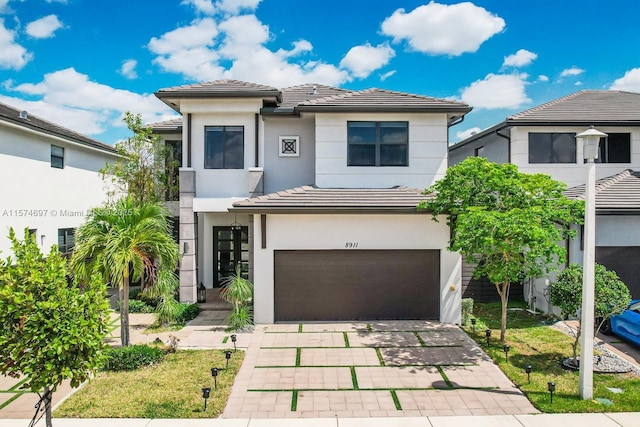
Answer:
[{"xmin": 70, "ymin": 197, "xmax": 179, "ymax": 346}]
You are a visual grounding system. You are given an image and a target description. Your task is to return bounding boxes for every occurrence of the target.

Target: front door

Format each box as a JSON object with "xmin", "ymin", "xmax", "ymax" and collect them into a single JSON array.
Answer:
[{"xmin": 213, "ymin": 226, "xmax": 249, "ymax": 287}]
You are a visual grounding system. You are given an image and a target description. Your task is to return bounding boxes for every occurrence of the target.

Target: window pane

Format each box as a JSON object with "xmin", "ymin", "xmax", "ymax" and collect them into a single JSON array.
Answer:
[
  {"xmin": 204, "ymin": 127, "xmax": 224, "ymax": 168},
  {"xmin": 380, "ymin": 145, "xmax": 407, "ymax": 166},
  {"xmin": 51, "ymin": 145, "xmax": 64, "ymax": 168},
  {"xmin": 606, "ymin": 133, "xmax": 631, "ymax": 163},
  {"xmin": 224, "ymin": 127, "xmax": 244, "ymax": 169},
  {"xmin": 551, "ymin": 133, "xmax": 576, "ymax": 163},
  {"xmin": 348, "ymin": 145, "xmax": 376, "ymax": 166},
  {"xmin": 529, "ymin": 133, "xmax": 552, "ymax": 163},
  {"xmin": 380, "ymin": 122, "xmax": 408, "ymax": 144},
  {"xmin": 348, "ymin": 122, "xmax": 376, "ymax": 144}
]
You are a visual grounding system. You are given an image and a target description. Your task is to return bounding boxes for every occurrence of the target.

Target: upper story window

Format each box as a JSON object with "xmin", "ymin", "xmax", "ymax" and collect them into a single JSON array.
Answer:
[
  {"xmin": 58, "ymin": 228, "xmax": 75, "ymax": 254},
  {"xmin": 165, "ymin": 140, "xmax": 182, "ymax": 201},
  {"xmin": 528, "ymin": 132, "xmax": 576, "ymax": 164},
  {"xmin": 597, "ymin": 133, "xmax": 631, "ymax": 163},
  {"xmin": 348, "ymin": 121, "xmax": 408, "ymax": 167},
  {"xmin": 204, "ymin": 126, "xmax": 244, "ymax": 169},
  {"xmin": 51, "ymin": 145, "xmax": 64, "ymax": 168}
]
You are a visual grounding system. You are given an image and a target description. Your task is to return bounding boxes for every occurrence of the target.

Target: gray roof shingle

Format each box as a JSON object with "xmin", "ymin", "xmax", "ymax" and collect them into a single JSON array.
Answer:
[
  {"xmin": 231, "ymin": 186, "xmax": 432, "ymax": 213},
  {"xmin": 148, "ymin": 117, "xmax": 182, "ymax": 132},
  {"xmin": 0, "ymin": 101, "xmax": 116, "ymax": 154},
  {"xmin": 155, "ymin": 79, "xmax": 281, "ymax": 101},
  {"xmin": 277, "ymin": 84, "xmax": 348, "ymax": 109},
  {"xmin": 565, "ymin": 169, "xmax": 640, "ymax": 212}
]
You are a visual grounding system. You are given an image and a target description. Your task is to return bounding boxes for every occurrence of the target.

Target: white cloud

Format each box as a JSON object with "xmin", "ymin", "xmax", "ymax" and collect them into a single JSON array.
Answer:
[
  {"xmin": 610, "ymin": 68, "xmax": 640, "ymax": 92},
  {"xmin": 456, "ymin": 127, "xmax": 482, "ymax": 141},
  {"xmin": 182, "ymin": 0, "xmax": 216, "ymax": 14},
  {"xmin": 0, "ymin": 0, "xmax": 9, "ymax": 13},
  {"xmin": 45, "ymin": 0, "xmax": 68, "ymax": 3},
  {"xmin": 148, "ymin": 15, "xmax": 350, "ymax": 87},
  {"xmin": 6, "ymin": 68, "xmax": 173, "ymax": 135},
  {"xmin": 181, "ymin": 0, "xmax": 260, "ymax": 15},
  {"xmin": 25, "ymin": 15, "xmax": 63, "ymax": 39},
  {"xmin": 381, "ymin": 2, "xmax": 505, "ymax": 56},
  {"xmin": 119, "ymin": 59, "xmax": 138, "ymax": 79},
  {"xmin": 575, "ymin": 81, "xmax": 582, "ymax": 86},
  {"xmin": 461, "ymin": 73, "xmax": 531, "ymax": 109},
  {"xmin": 538, "ymin": 75, "xmax": 549, "ymax": 82},
  {"xmin": 339, "ymin": 43, "xmax": 395, "ymax": 79},
  {"xmin": 380, "ymin": 70, "xmax": 396, "ymax": 81},
  {"xmin": 0, "ymin": 18, "xmax": 32, "ymax": 70},
  {"xmin": 502, "ymin": 49, "xmax": 537, "ymax": 68},
  {"xmin": 560, "ymin": 67, "xmax": 584, "ymax": 77}
]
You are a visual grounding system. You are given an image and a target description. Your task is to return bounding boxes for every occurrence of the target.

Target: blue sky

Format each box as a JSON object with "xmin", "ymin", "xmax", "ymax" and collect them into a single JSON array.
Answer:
[{"xmin": 1, "ymin": 0, "xmax": 639, "ymax": 144}]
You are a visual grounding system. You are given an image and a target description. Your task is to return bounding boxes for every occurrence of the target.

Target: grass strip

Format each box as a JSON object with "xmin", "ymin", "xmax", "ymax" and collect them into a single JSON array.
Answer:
[
  {"xmin": 254, "ymin": 363, "xmax": 476, "ymax": 368},
  {"xmin": 0, "ymin": 392, "xmax": 24, "ymax": 410},
  {"xmin": 414, "ymin": 332, "xmax": 427, "ymax": 347},
  {"xmin": 343, "ymin": 332, "xmax": 350, "ymax": 348},
  {"xmin": 436, "ymin": 366, "xmax": 453, "ymax": 388},
  {"xmin": 291, "ymin": 390, "xmax": 298, "ymax": 411},
  {"xmin": 298, "ymin": 324, "xmax": 303, "ymax": 333},
  {"xmin": 222, "ymin": 336, "xmax": 229, "ymax": 344},
  {"xmin": 375, "ymin": 348, "xmax": 385, "ymax": 366},
  {"xmin": 390, "ymin": 390, "xmax": 402, "ymax": 410},
  {"xmin": 247, "ymin": 386, "xmax": 498, "ymax": 392},
  {"xmin": 259, "ymin": 345, "xmax": 461, "ymax": 349},
  {"xmin": 350, "ymin": 366, "xmax": 359, "ymax": 390},
  {"xmin": 295, "ymin": 348, "xmax": 301, "ymax": 367},
  {"xmin": 366, "ymin": 323, "xmax": 372, "ymax": 332}
]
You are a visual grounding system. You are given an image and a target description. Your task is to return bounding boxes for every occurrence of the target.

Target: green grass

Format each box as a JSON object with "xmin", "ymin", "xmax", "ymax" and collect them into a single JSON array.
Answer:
[
  {"xmin": 55, "ymin": 349, "xmax": 244, "ymax": 418},
  {"xmin": 467, "ymin": 301, "xmax": 640, "ymax": 413}
]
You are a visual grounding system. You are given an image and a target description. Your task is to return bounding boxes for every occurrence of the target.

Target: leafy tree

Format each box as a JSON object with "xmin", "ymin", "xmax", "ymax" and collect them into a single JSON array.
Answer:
[
  {"xmin": 420, "ymin": 157, "xmax": 584, "ymax": 341},
  {"xmin": 70, "ymin": 197, "xmax": 179, "ymax": 346},
  {"xmin": 101, "ymin": 112, "xmax": 179, "ymax": 205},
  {"xmin": 550, "ymin": 263, "xmax": 631, "ymax": 362},
  {"xmin": 220, "ymin": 264, "xmax": 254, "ymax": 331},
  {"xmin": 0, "ymin": 229, "xmax": 109, "ymax": 427}
]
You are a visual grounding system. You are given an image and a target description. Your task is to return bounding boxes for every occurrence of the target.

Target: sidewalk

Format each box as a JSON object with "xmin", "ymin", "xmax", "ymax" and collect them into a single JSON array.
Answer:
[{"xmin": 2, "ymin": 412, "xmax": 639, "ymax": 427}]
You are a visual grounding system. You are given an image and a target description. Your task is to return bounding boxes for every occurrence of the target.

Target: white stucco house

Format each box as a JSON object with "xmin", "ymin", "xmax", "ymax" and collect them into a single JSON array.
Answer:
[
  {"xmin": 151, "ymin": 79, "xmax": 472, "ymax": 324},
  {"xmin": 449, "ymin": 90, "xmax": 640, "ymax": 308},
  {"xmin": 0, "ymin": 101, "xmax": 118, "ymax": 257}
]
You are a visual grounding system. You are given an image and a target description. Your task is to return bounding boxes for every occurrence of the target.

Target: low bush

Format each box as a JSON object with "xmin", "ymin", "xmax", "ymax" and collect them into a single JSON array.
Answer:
[
  {"xmin": 461, "ymin": 297, "xmax": 474, "ymax": 325},
  {"xmin": 117, "ymin": 299, "xmax": 155, "ymax": 313},
  {"xmin": 175, "ymin": 303, "xmax": 200, "ymax": 324},
  {"xmin": 103, "ymin": 344, "xmax": 164, "ymax": 371}
]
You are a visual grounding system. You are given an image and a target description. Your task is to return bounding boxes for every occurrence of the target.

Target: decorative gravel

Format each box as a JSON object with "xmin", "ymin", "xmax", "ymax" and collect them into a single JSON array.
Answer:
[{"xmin": 561, "ymin": 344, "xmax": 640, "ymax": 375}]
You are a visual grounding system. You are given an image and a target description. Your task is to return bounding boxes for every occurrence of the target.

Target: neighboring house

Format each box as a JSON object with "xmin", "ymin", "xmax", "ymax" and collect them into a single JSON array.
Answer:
[
  {"xmin": 152, "ymin": 79, "xmax": 471, "ymax": 324},
  {"xmin": 449, "ymin": 90, "xmax": 640, "ymax": 307},
  {"xmin": 0, "ymin": 101, "xmax": 118, "ymax": 257}
]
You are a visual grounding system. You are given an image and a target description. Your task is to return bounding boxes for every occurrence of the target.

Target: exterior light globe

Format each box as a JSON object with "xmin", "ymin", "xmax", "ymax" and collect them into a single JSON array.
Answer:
[{"xmin": 577, "ymin": 127, "xmax": 607, "ymax": 161}]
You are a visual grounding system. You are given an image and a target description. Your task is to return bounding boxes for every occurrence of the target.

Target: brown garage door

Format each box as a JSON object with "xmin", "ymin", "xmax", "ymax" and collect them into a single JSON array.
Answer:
[
  {"xmin": 274, "ymin": 250, "xmax": 440, "ymax": 322},
  {"xmin": 596, "ymin": 247, "xmax": 640, "ymax": 299}
]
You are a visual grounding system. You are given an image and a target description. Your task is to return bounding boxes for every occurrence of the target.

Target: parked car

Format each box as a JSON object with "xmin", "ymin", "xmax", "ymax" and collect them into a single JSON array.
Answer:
[{"xmin": 601, "ymin": 300, "xmax": 640, "ymax": 347}]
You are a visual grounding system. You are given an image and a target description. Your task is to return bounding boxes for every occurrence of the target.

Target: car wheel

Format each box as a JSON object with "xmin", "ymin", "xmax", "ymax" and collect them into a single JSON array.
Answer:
[{"xmin": 600, "ymin": 318, "xmax": 613, "ymax": 335}]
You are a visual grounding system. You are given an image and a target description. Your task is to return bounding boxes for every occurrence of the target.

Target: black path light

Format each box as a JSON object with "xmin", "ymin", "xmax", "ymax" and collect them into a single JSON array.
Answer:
[
  {"xmin": 225, "ymin": 350, "xmax": 233, "ymax": 369},
  {"xmin": 197, "ymin": 282, "xmax": 207, "ymax": 303},
  {"xmin": 548, "ymin": 382, "xmax": 556, "ymax": 403},
  {"xmin": 211, "ymin": 367, "xmax": 219, "ymax": 389},
  {"xmin": 471, "ymin": 318, "xmax": 477, "ymax": 332},
  {"xmin": 525, "ymin": 365, "xmax": 532, "ymax": 384},
  {"xmin": 503, "ymin": 344, "xmax": 510, "ymax": 362},
  {"xmin": 485, "ymin": 329, "xmax": 492, "ymax": 346},
  {"xmin": 231, "ymin": 334, "xmax": 237, "ymax": 352},
  {"xmin": 201, "ymin": 387, "xmax": 211, "ymax": 411}
]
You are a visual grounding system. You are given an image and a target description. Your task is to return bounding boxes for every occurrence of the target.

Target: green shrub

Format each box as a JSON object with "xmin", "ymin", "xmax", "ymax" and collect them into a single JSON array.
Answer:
[
  {"xmin": 128, "ymin": 288, "xmax": 142, "ymax": 300},
  {"xmin": 226, "ymin": 305, "xmax": 253, "ymax": 332},
  {"xmin": 176, "ymin": 303, "xmax": 200, "ymax": 324},
  {"xmin": 461, "ymin": 298, "xmax": 474, "ymax": 325},
  {"xmin": 103, "ymin": 345, "xmax": 164, "ymax": 371},
  {"xmin": 117, "ymin": 298, "xmax": 155, "ymax": 313}
]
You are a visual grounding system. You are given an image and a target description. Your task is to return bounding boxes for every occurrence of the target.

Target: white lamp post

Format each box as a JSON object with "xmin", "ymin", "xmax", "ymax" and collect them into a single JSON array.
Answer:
[{"xmin": 576, "ymin": 126, "xmax": 606, "ymax": 400}]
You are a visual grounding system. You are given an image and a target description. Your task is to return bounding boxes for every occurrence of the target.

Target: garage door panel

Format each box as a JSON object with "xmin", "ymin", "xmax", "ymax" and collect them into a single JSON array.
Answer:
[
  {"xmin": 596, "ymin": 247, "xmax": 640, "ymax": 299},
  {"xmin": 274, "ymin": 250, "xmax": 440, "ymax": 322}
]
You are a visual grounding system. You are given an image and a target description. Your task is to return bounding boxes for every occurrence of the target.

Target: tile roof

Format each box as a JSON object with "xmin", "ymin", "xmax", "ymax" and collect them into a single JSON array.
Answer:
[
  {"xmin": 508, "ymin": 90, "xmax": 640, "ymax": 124},
  {"xmin": 564, "ymin": 169, "xmax": 640, "ymax": 212},
  {"xmin": 148, "ymin": 117, "xmax": 182, "ymax": 132},
  {"xmin": 0, "ymin": 100, "xmax": 116, "ymax": 154},
  {"xmin": 231, "ymin": 185, "xmax": 432, "ymax": 213},
  {"xmin": 277, "ymin": 84, "xmax": 348, "ymax": 109},
  {"xmin": 155, "ymin": 79, "xmax": 281, "ymax": 100},
  {"xmin": 296, "ymin": 88, "xmax": 471, "ymax": 113}
]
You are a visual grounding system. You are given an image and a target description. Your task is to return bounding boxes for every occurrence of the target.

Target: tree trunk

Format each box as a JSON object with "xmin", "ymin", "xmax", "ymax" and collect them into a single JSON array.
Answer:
[
  {"xmin": 120, "ymin": 270, "xmax": 130, "ymax": 346},
  {"xmin": 498, "ymin": 282, "xmax": 508, "ymax": 342},
  {"xmin": 44, "ymin": 385, "xmax": 52, "ymax": 427}
]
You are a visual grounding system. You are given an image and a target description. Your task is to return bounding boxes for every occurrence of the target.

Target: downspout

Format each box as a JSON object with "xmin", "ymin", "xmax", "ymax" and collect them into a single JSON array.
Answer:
[
  {"xmin": 187, "ymin": 113, "xmax": 192, "ymax": 168},
  {"xmin": 495, "ymin": 127, "xmax": 511, "ymax": 163}
]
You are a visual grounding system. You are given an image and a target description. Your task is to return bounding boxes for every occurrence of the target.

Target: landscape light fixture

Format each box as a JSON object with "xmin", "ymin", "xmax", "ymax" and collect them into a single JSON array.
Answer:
[
  {"xmin": 525, "ymin": 365, "xmax": 532, "ymax": 384},
  {"xmin": 211, "ymin": 367, "xmax": 219, "ymax": 389},
  {"xmin": 503, "ymin": 344, "xmax": 510, "ymax": 362},
  {"xmin": 548, "ymin": 381, "xmax": 556, "ymax": 403},
  {"xmin": 231, "ymin": 334, "xmax": 237, "ymax": 352},
  {"xmin": 471, "ymin": 318, "xmax": 477, "ymax": 332},
  {"xmin": 576, "ymin": 126, "xmax": 607, "ymax": 401},
  {"xmin": 225, "ymin": 350, "xmax": 233, "ymax": 369},
  {"xmin": 201, "ymin": 387, "xmax": 211, "ymax": 411},
  {"xmin": 197, "ymin": 282, "xmax": 207, "ymax": 303},
  {"xmin": 485, "ymin": 329, "xmax": 491, "ymax": 346}
]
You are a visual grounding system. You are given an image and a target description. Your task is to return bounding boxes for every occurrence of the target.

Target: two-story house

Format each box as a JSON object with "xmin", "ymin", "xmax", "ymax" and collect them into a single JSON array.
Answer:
[
  {"xmin": 0, "ymin": 101, "xmax": 118, "ymax": 257},
  {"xmin": 153, "ymin": 80, "xmax": 471, "ymax": 324},
  {"xmin": 449, "ymin": 90, "xmax": 640, "ymax": 309}
]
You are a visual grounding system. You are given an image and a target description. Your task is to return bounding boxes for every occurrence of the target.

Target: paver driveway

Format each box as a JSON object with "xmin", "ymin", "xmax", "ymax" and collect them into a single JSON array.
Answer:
[{"xmin": 221, "ymin": 321, "xmax": 538, "ymax": 419}]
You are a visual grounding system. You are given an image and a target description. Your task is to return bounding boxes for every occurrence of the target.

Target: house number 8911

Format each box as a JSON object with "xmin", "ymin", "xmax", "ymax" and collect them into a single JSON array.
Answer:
[{"xmin": 345, "ymin": 242, "xmax": 359, "ymax": 248}]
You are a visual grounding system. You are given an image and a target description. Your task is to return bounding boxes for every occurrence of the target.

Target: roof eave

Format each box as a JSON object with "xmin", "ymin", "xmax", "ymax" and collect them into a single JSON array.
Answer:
[
  {"xmin": 449, "ymin": 121, "xmax": 510, "ymax": 151},
  {"xmin": 506, "ymin": 119, "xmax": 640, "ymax": 127},
  {"xmin": 229, "ymin": 206, "xmax": 430, "ymax": 214},
  {"xmin": 295, "ymin": 105, "xmax": 472, "ymax": 114}
]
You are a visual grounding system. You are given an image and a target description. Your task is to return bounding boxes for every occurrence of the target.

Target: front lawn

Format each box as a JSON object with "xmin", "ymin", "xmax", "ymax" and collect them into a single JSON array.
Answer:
[
  {"xmin": 466, "ymin": 301, "xmax": 640, "ymax": 413},
  {"xmin": 55, "ymin": 349, "xmax": 243, "ymax": 418}
]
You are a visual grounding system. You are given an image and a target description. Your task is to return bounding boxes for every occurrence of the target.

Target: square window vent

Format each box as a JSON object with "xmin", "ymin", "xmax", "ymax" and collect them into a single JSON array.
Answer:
[{"xmin": 279, "ymin": 136, "xmax": 299, "ymax": 157}]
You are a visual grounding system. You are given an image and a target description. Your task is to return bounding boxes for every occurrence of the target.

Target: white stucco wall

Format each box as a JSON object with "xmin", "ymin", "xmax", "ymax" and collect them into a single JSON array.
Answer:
[
  {"xmin": 314, "ymin": 113, "xmax": 449, "ymax": 189},
  {"xmin": 511, "ymin": 126, "xmax": 640, "ymax": 188},
  {"xmin": 0, "ymin": 124, "xmax": 116, "ymax": 256},
  {"xmin": 252, "ymin": 213, "xmax": 461, "ymax": 324}
]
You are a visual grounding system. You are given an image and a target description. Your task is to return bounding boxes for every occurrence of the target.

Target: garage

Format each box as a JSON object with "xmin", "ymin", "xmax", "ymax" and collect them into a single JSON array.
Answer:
[
  {"xmin": 596, "ymin": 246, "xmax": 640, "ymax": 299},
  {"xmin": 274, "ymin": 249, "xmax": 440, "ymax": 322}
]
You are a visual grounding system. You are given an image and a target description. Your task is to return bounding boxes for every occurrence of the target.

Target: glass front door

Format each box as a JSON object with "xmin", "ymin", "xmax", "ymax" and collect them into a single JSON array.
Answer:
[{"xmin": 213, "ymin": 226, "xmax": 249, "ymax": 287}]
